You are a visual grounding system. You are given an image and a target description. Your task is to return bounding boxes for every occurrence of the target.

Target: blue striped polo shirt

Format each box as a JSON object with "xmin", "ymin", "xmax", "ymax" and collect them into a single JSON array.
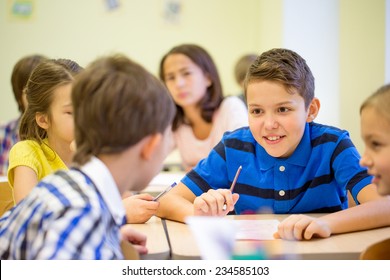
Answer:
[
  {"xmin": 0, "ymin": 157, "xmax": 126, "ymax": 259},
  {"xmin": 182, "ymin": 122, "xmax": 372, "ymax": 215}
]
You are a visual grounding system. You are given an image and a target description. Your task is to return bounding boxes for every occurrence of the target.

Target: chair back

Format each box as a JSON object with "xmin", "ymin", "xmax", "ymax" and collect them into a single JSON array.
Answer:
[
  {"xmin": 360, "ymin": 238, "xmax": 390, "ymax": 260},
  {"xmin": 0, "ymin": 179, "xmax": 15, "ymax": 217}
]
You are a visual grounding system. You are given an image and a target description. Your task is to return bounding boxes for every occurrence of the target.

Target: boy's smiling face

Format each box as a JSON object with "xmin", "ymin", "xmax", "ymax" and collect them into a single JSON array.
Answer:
[{"xmin": 247, "ymin": 80, "xmax": 318, "ymax": 158}]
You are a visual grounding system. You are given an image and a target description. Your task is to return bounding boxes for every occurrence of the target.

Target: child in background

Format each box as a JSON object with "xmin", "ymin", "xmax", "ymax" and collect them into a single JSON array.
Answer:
[
  {"xmin": 233, "ymin": 53, "xmax": 257, "ymax": 106},
  {"xmin": 157, "ymin": 48, "xmax": 390, "ymax": 240},
  {"xmin": 0, "ymin": 54, "xmax": 47, "ymax": 176},
  {"xmin": 0, "ymin": 54, "xmax": 176, "ymax": 259},
  {"xmin": 159, "ymin": 44, "xmax": 248, "ymax": 171},
  {"xmin": 7, "ymin": 59, "xmax": 83, "ymax": 203}
]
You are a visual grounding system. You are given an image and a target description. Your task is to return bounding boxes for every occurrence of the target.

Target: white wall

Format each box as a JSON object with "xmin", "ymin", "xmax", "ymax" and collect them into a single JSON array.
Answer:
[{"xmin": 283, "ymin": 0, "xmax": 340, "ymax": 127}]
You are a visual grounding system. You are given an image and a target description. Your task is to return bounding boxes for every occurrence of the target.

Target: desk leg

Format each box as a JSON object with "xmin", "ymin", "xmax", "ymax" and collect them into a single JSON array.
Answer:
[{"xmin": 161, "ymin": 219, "xmax": 173, "ymax": 260}]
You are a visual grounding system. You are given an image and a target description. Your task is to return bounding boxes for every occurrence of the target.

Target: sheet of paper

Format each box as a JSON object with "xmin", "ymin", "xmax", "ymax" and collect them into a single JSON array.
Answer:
[
  {"xmin": 186, "ymin": 216, "xmax": 237, "ymax": 260},
  {"xmin": 234, "ymin": 219, "xmax": 279, "ymax": 240}
]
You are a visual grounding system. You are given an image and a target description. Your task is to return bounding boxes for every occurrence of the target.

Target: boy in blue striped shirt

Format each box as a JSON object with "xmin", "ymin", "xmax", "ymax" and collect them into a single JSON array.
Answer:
[
  {"xmin": 0, "ymin": 55, "xmax": 176, "ymax": 259},
  {"xmin": 157, "ymin": 48, "xmax": 390, "ymax": 240}
]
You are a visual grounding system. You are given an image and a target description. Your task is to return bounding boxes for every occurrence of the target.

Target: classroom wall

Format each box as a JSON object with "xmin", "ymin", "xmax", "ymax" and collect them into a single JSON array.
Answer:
[
  {"xmin": 0, "ymin": 0, "xmax": 387, "ymax": 153},
  {"xmin": 339, "ymin": 0, "xmax": 386, "ymax": 152},
  {"xmin": 283, "ymin": 0, "xmax": 340, "ymax": 127},
  {"xmin": 0, "ymin": 0, "xmax": 260, "ymax": 121}
]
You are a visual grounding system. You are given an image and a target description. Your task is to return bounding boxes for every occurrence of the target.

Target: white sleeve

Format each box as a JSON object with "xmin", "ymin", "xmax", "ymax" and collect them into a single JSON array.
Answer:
[{"xmin": 218, "ymin": 96, "xmax": 248, "ymax": 132}]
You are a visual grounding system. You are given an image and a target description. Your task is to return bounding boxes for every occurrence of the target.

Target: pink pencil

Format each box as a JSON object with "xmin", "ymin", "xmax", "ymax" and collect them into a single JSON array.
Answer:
[{"xmin": 222, "ymin": 165, "xmax": 242, "ymax": 211}]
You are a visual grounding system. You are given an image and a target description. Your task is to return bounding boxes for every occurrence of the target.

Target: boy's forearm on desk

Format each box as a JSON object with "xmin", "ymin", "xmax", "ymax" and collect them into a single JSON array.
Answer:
[{"xmin": 156, "ymin": 194, "xmax": 193, "ymax": 223}]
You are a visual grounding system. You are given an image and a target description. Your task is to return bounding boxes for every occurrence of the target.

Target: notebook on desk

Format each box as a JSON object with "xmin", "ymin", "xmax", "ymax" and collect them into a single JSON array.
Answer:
[{"xmin": 234, "ymin": 219, "xmax": 279, "ymax": 240}]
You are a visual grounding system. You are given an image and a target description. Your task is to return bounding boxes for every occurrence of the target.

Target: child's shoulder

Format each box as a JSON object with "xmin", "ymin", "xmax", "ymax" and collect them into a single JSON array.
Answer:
[
  {"xmin": 309, "ymin": 122, "xmax": 349, "ymax": 140},
  {"xmin": 37, "ymin": 169, "xmax": 102, "ymax": 212},
  {"xmin": 10, "ymin": 139, "xmax": 41, "ymax": 155},
  {"xmin": 223, "ymin": 126, "xmax": 254, "ymax": 142}
]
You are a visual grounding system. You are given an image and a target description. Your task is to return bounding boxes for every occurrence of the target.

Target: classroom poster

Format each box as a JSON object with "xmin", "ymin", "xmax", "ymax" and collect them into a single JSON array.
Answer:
[{"xmin": 7, "ymin": 0, "xmax": 35, "ymax": 21}]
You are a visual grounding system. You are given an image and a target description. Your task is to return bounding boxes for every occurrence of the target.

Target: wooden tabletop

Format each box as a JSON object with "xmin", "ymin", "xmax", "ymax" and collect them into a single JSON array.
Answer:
[
  {"xmin": 165, "ymin": 214, "xmax": 390, "ymax": 260},
  {"xmin": 130, "ymin": 216, "xmax": 170, "ymax": 260}
]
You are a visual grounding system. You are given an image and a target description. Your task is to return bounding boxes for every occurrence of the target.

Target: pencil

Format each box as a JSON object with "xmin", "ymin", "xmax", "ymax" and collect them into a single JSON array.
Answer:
[
  {"xmin": 222, "ymin": 165, "xmax": 242, "ymax": 211},
  {"xmin": 153, "ymin": 182, "xmax": 177, "ymax": 201}
]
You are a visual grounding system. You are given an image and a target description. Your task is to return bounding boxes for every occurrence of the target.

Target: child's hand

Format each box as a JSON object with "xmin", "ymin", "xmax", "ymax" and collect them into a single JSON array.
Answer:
[
  {"xmin": 122, "ymin": 193, "xmax": 159, "ymax": 224},
  {"xmin": 120, "ymin": 224, "xmax": 148, "ymax": 255},
  {"xmin": 273, "ymin": 214, "xmax": 332, "ymax": 240},
  {"xmin": 193, "ymin": 189, "xmax": 239, "ymax": 216}
]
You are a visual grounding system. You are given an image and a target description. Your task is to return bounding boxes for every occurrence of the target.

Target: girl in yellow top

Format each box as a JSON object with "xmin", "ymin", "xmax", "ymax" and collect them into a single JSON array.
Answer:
[{"xmin": 8, "ymin": 59, "xmax": 82, "ymax": 203}]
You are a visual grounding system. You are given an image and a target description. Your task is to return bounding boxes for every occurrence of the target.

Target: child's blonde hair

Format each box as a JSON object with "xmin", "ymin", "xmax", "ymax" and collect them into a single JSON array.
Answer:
[{"xmin": 360, "ymin": 84, "xmax": 390, "ymax": 122}]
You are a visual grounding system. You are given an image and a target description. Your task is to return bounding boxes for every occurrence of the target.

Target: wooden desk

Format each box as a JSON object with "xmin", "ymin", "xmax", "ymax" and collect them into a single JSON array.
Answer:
[
  {"xmin": 165, "ymin": 214, "xmax": 390, "ymax": 260},
  {"xmin": 130, "ymin": 216, "xmax": 170, "ymax": 260}
]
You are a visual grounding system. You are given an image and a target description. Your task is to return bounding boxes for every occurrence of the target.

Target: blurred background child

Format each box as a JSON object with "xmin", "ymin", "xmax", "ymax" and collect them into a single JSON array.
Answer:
[
  {"xmin": 233, "ymin": 53, "xmax": 257, "ymax": 106},
  {"xmin": 159, "ymin": 44, "xmax": 248, "ymax": 171}
]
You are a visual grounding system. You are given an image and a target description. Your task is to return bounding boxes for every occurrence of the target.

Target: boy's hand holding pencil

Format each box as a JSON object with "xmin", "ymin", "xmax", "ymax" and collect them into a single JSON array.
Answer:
[{"xmin": 193, "ymin": 166, "xmax": 242, "ymax": 216}]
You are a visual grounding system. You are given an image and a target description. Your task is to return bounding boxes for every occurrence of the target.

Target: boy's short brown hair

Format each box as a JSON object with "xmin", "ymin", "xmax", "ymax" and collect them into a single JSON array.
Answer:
[
  {"xmin": 244, "ymin": 48, "xmax": 315, "ymax": 108},
  {"xmin": 72, "ymin": 55, "xmax": 176, "ymax": 165}
]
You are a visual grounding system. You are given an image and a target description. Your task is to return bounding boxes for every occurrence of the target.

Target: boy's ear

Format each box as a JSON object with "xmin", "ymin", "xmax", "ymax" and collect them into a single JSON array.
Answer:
[
  {"xmin": 35, "ymin": 113, "xmax": 49, "ymax": 129},
  {"xmin": 141, "ymin": 134, "xmax": 162, "ymax": 160},
  {"xmin": 306, "ymin": 98, "xmax": 320, "ymax": 122}
]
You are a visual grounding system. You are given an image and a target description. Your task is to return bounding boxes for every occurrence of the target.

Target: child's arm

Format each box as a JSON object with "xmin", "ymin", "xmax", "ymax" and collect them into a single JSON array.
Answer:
[
  {"xmin": 13, "ymin": 166, "xmax": 38, "ymax": 203},
  {"xmin": 275, "ymin": 195, "xmax": 390, "ymax": 240},
  {"xmin": 120, "ymin": 224, "xmax": 148, "ymax": 255},
  {"xmin": 156, "ymin": 182, "xmax": 196, "ymax": 223},
  {"xmin": 355, "ymin": 183, "xmax": 383, "ymax": 203}
]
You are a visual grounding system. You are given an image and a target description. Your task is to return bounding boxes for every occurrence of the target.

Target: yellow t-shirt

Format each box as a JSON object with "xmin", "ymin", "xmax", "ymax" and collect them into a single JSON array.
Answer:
[{"xmin": 7, "ymin": 139, "xmax": 68, "ymax": 188}]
